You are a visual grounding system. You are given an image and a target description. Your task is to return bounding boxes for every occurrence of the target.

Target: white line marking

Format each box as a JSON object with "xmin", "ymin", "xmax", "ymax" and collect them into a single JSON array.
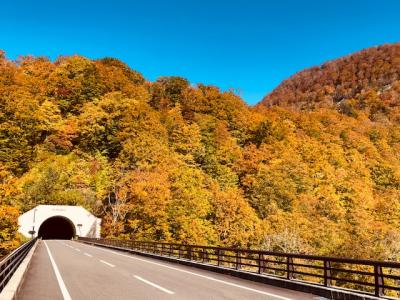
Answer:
[
  {"xmin": 134, "ymin": 275, "xmax": 174, "ymax": 294},
  {"xmin": 90, "ymin": 245, "xmax": 293, "ymax": 300},
  {"xmin": 44, "ymin": 241, "xmax": 72, "ymax": 300},
  {"xmin": 74, "ymin": 248, "xmax": 81, "ymax": 252},
  {"xmin": 84, "ymin": 252, "xmax": 93, "ymax": 257},
  {"xmin": 100, "ymin": 259, "xmax": 115, "ymax": 267}
]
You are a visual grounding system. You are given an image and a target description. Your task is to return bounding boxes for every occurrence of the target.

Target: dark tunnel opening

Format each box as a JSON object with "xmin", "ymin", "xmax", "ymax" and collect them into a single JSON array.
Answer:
[{"xmin": 38, "ymin": 216, "xmax": 76, "ymax": 240}]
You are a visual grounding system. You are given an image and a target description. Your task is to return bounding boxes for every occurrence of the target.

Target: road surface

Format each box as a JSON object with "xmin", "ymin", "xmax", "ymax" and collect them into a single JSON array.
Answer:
[{"xmin": 18, "ymin": 240, "xmax": 319, "ymax": 300}]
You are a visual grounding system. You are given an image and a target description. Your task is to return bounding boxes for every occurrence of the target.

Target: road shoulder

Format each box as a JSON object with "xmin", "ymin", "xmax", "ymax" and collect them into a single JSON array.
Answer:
[{"xmin": 17, "ymin": 241, "xmax": 63, "ymax": 300}]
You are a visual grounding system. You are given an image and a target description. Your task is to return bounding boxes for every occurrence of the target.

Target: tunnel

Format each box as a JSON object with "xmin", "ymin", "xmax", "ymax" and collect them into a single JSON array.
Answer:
[{"xmin": 38, "ymin": 216, "xmax": 76, "ymax": 240}]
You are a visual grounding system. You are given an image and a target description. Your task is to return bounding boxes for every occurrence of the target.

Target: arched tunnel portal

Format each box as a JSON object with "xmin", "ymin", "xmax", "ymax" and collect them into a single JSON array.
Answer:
[{"xmin": 38, "ymin": 216, "xmax": 76, "ymax": 240}]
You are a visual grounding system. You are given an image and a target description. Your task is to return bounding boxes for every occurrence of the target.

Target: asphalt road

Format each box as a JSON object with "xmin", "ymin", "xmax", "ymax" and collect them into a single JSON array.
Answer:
[{"xmin": 17, "ymin": 240, "xmax": 319, "ymax": 300}]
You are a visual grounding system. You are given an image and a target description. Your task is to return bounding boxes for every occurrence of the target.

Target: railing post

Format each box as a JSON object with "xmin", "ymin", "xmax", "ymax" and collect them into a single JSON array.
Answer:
[
  {"xmin": 262, "ymin": 254, "xmax": 267, "ymax": 274},
  {"xmin": 202, "ymin": 247, "xmax": 206, "ymax": 263},
  {"xmin": 374, "ymin": 264, "xmax": 384, "ymax": 297},
  {"xmin": 287, "ymin": 256, "xmax": 294, "ymax": 280},
  {"xmin": 217, "ymin": 249, "xmax": 221, "ymax": 266},
  {"xmin": 188, "ymin": 246, "xmax": 192, "ymax": 261},
  {"xmin": 236, "ymin": 251, "xmax": 241, "ymax": 270},
  {"xmin": 258, "ymin": 253, "xmax": 262, "ymax": 274},
  {"xmin": 324, "ymin": 259, "xmax": 331, "ymax": 286}
]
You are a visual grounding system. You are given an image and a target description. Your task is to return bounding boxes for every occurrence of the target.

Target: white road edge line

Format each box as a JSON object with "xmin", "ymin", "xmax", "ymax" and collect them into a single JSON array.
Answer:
[
  {"xmin": 87, "ymin": 244, "xmax": 293, "ymax": 300},
  {"xmin": 100, "ymin": 259, "xmax": 115, "ymax": 267},
  {"xmin": 84, "ymin": 253, "xmax": 93, "ymax": 257},
  {"xmin": 134, "ymin": 275, "xmax": 174, "ymax": 294},
  {"xmin": 44, "ymin": 241, "xmax": 72, "ymax": 300},
  {"xmin": 74, "ymin": 248, "xmax": 81, "ymax": 252}
]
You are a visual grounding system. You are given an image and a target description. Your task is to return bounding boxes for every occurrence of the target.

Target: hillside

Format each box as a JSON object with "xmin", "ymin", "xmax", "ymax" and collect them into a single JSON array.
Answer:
[
  {"xmin": 1, "ymin": 48, "xmax": 400, "ymax": 261},
  {"xmin": 260, "ymin": 43, "xmax": 400, "ymax": 122}
]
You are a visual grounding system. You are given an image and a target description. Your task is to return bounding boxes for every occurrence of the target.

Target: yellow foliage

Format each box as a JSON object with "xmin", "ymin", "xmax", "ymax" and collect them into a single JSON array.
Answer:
[{"xmin": 0, "ymin": 49, "xmax": 400, "ymax": 262}]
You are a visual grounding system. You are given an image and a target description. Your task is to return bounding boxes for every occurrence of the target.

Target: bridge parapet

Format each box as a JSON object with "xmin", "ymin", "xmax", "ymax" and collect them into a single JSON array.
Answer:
[
  {"xmin": 78, "ymin": 237, "xmax": 400, "ymax": 299},
  {"xmin": 0, "ymin": 238, "xmax": 37, "ymax": 294}
]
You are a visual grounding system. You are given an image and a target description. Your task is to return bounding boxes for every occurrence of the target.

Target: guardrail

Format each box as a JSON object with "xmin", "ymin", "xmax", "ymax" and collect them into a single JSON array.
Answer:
[
  {"xmin": 78, "ymin": 237, "xmax": 400, "ymax": 299},
  {"xmin": 0, "ymin": 238, "xmax": 37, "ymax": 293}
]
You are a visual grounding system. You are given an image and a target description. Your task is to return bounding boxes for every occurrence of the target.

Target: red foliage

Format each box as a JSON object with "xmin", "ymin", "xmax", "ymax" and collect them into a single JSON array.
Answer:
[{"xmin": 260, "ymin": 43, "xmax": 400, "ymax": 113}]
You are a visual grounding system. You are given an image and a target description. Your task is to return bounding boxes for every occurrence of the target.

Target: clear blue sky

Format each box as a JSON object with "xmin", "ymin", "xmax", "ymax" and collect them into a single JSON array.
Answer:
[{"xmin": 1, "ymin": 0, "xmax": 399, "ymax": 104}]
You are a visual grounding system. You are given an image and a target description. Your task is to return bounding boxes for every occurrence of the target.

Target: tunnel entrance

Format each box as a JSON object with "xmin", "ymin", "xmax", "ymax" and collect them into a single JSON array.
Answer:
[{"xmin": 38, "ymin": 216, "xmax": 76, "ymax": 240}]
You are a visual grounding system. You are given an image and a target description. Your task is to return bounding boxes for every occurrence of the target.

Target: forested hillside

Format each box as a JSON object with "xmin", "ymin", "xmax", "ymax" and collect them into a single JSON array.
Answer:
[
  {"xmin": 1, "ymin": 45, "xmax": 399, "ymax": 261},
  {"xmin": 260, "ymin": 43, "xmax": 400, "ymax": 120}
]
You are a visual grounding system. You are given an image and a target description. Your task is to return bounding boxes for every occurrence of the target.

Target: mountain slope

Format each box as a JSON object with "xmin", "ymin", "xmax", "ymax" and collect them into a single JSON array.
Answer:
[
  {"xmin": 259, "ymin": 43, "xmax": 400, "ymax": 121},
  {"xmin": 0, "ymin": 47, "xmax": 400, "ymax": 263}
]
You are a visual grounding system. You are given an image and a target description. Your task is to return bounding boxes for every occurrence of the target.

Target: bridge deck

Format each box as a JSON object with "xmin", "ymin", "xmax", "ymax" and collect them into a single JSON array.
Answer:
[{"xmin": 17, "ymin": 240, "xmax": 318, "ymax": 300}]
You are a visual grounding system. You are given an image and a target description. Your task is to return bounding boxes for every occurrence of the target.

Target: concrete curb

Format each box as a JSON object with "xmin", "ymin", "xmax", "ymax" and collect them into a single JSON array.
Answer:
[
  {"xmin": 0, "ymin": 240, "xmax": 39, "ymax": 300},
  {"xmin": 81, "ymin": 241, "xmax": 384, "ymax": 300}
]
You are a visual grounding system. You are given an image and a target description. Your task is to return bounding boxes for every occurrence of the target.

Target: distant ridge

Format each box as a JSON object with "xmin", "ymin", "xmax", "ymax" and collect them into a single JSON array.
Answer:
[{"xmin": 259, "ymin": 43, "xmax": 400, "ymax": 114}]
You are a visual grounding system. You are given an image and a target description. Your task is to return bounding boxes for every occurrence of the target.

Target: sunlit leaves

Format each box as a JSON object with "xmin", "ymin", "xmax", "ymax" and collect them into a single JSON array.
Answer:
[
  {"xmin": 1, "ymin": 48, "xmax": 400, "ymax": 261},
  {"xmin": 0, "ymin": 205, "xmax": 21, "ymax": 257}
]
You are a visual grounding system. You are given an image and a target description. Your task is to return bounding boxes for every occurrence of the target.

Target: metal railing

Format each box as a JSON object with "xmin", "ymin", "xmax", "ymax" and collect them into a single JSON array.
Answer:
[
  {"xmin": 0, "ymin": 238, "xmax": 37, "ymax": 293},
  {"xmin": 79, "ymin": 237, "xmax": 400, "ymax": 299}
]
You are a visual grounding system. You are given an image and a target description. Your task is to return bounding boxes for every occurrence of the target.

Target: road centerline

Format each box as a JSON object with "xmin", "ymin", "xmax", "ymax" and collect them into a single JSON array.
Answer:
[
  {"xmin": 84, "ymin": 252, "xmax": 93, "ymax": 257},
  {"xmin": 133, "ymin": 275, "xmax": 174, "ymax": 295},
  {"xmin": 44, "ymin": 241, "xmax": 72, "ymax": 300},
  {"xmin": 100, "ymin": 259, "xmax": 115, "ymax": 267}
]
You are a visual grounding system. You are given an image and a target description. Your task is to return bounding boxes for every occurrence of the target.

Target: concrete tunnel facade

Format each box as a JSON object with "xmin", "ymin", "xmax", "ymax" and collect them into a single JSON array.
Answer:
[{"xmin": 18, "ymin": 205, "xmax": 101, "ymax": 239}]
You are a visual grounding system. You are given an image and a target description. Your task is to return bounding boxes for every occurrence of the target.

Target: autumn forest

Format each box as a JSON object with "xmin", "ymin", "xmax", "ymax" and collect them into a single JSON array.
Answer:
[{"xmin": 1, "ymin": 43, "xmax": 400, "ymax": 261}]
